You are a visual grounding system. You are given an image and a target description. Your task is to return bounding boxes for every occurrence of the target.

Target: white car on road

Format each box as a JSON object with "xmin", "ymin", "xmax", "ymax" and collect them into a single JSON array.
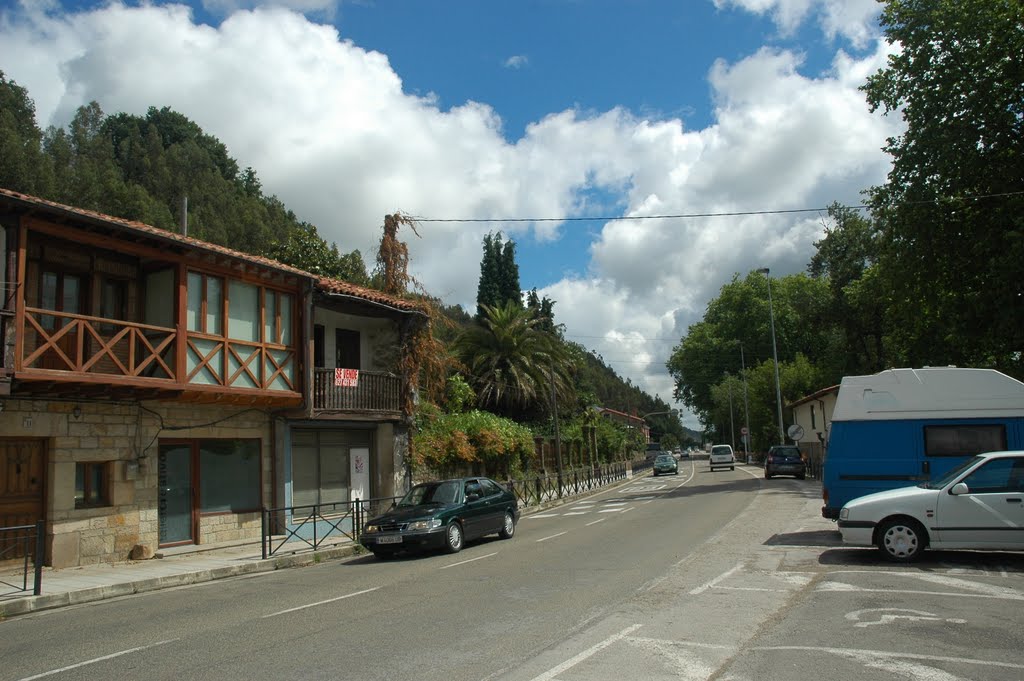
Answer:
[
  {"xmin": 839, "ymin": 450, "xmax": 1024, "ymax": 562},
  {"xmin": 709, "ymin": 444, "xmax": 735, "ymax": 472}
]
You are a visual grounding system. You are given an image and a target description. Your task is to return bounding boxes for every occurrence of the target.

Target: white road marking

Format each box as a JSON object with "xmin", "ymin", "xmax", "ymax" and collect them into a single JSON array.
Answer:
[
  {"xmin": 603, "ymin": 502, "xmax": 628, "ymax": 506},
  {"xmin": 563, "ymin": 511, "xmax": 588, "ymax": 516},
  {"xmin": 15, "ymin": 640, "xmax": 179, "ymax": 681},
  {"xmin": 526, "ymin": 513, "xmax": 559, "ymax": 519},
  {"xmin": 599, "ymin": 508, "xmax": 622, "ymax": 513},
  {"xmin": 586, "ymin": 518, "xmax": 607, "ymax": 526},
  {"xmin": 262, "ymin": 586, "xmax": 381, "ymax": 618},
  {"xmin": 845, "ymin": 608, "xmax": 966, "ymax": 628},
  {"xmin": 536, "ymin": 532, "xmax": 568, "ymax": 543},
  {"xmin": 439, "ymin": 552, "xmax": 498, "ymax": 570},
  {"xmin": 527, "ymin": 624, "xmax": 643, "ymax": 681},
  {"xmin": 817, "ymin": 581, "xmax": 1024, "ymax": 601},
  {"xmin": 689, "ymin": 563, "xmax": 743, "ymax": 595}
]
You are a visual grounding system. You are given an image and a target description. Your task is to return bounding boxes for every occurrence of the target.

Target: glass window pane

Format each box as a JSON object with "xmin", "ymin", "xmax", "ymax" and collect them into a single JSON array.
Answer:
[
  {"xmin": 207, "ymin": 277, "xmax": 223, "ymax": 336},
  {"xmin": 199, "ymin": 440, "xmax": 260, "ymax": 512},
  {"xmin": 75, "ymin": 463, "xmax": 85, "ymax": 506},
  {"xmin": 41, "ymin": 272, "xmax": 57, "ymax": 328},
  {"xmin": 925, "ymin": 425, "xmax": 1007, "ymax": 457},
  {"xmin": 62, "ymin": 275, "xmax": 80, "ymax": 315},
  {"xmin": 187, "ymin": 272, "xmax": 202, "ymax": 332},
  {"xmin": 280, "ymin": 294, "xmax": 292, "ymax": 346},
  {"xmin": 227, "ymin": 280, "xmax": 258, "ymax": 342},
  {"xmin": 264, "ymin": 291, "xmax": 276, "ymax": 344}
]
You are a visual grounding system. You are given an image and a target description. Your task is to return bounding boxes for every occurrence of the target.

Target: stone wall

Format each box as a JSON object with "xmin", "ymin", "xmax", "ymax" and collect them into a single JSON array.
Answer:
[{"xmin": 0, "ymin": 398, "xmax": 273, "ymax": 568}]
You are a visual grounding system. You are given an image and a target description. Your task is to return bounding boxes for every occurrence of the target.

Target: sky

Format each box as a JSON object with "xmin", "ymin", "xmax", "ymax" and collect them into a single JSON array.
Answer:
[{"xmin": 0, "ymin": 0, "xmax": 903, "ymax": 430}]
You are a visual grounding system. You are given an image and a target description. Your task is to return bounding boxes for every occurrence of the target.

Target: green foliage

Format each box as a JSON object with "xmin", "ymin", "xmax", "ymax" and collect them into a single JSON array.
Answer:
[
  {"xmin": 475, "ymin": 232, "xmax": 521, "ymax": 319},
  {"xmin": 0, "ymin": 71, "xmax": 54, "ymax": 195},
  {"xmin": 864, "ymin": 0, "xmax": 1024, "ymax": 375},
  {"xmin": 412, "ymin": 409, "xmax": 534, "ymax": 477},
  {"xmin": 455, "ymin": 301, "xmax": 574, "ymax": 419},
  {"xmin": 444, "ymin": 374, "xmax": 476, "ymax": 413}
]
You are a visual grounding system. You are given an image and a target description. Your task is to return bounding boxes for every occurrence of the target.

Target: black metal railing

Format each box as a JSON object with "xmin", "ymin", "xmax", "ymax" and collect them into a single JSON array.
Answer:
[
  {"xmin": 261, "ymin": 496, "xmax": 401, "ymax": 559},
  {"xmin": 504, "ymin": 460, "xmax": 639, "ymax": 508},
  {"xmin": 312, "ymin": 369, "xmax": 402, "ymax": 413},
  {"xmin": 0, "ymin": 520, "xmax": 44, "ymax": 597}
]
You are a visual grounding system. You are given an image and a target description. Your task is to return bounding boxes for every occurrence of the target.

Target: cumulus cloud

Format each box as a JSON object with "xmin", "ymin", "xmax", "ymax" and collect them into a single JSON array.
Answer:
[
  {"xmin": 714, "ymin": 0, "xmax": 881, "ymax": 47},
  {"xmin": 0, "ymin": 3, "xmax": 901, "ymax": 428}
]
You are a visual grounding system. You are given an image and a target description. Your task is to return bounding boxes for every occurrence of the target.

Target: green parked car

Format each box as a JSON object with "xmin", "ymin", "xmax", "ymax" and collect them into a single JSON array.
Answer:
[
  {"xmin": 360, "ymin": 477, "xmax": 519, "ymax": 559},
  {"xmin": 652, "ymin": 454, "xmax": 679, "ymax": 476}
]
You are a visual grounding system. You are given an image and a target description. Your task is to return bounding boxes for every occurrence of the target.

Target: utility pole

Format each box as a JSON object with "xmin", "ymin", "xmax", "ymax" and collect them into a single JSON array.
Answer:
[
  {"xmin": 728, "ymin": 381, "xmax": 735, "ymax": 451},
  {"xmin": 741, "ymin": 343, "xmax": 751, "ymax": 462},
  {"xmin": 758, "ymin": 267, "xmax": 785, "ymax": 444}
]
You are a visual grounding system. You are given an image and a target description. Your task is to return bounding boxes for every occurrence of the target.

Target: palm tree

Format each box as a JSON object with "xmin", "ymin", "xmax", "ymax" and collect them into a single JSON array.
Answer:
[{"xmin": 454, "ymin": 301, "xmax": 574, "ymax": 418}]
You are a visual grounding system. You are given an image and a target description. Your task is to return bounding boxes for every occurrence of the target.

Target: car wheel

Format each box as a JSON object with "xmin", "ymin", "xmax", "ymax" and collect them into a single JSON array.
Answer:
[
  {"xmin": 499, "ymin": 511, "xmax": 516, "ymax": 539},
  {"xmin": 730, "ymin": 466, "xmax": 735, "ymax": 471},
  {"xmin": 765, "ymin": 472, "xmax": 772, "ymax": 479},
  {"xmin": 445, "ymin": 521, "xmax": 464, "ymax": 554},
  {"xmin": 876, "ymin": 517, "xmax": 926, "ymax": 562}
]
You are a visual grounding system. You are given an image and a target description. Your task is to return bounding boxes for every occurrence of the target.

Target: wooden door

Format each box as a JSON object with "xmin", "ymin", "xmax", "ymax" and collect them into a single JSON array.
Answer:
[{"xmin": 0, "ymin": 439, "xmax": 46, "ymax": 561}]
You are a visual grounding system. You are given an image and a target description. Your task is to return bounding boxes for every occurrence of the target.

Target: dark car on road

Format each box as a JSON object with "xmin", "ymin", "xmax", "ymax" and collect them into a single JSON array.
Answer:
[
  {"xmin": 652, "ymin": 454, "xmax": 679, "ymax": 476},
  {"xmin": 764, "ymin": 445, "xmax": 806, "ymax": 479},
  {"xmin": 360, "ymin": 477, "xmax": 519, "ymax": 559}
]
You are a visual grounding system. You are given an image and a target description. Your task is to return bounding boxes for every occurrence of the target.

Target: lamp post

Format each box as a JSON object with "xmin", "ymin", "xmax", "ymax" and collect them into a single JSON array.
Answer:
[
  {"xmin": 740, "ymin": 343, "xmax": 751, "ymax": 462},
  {"xmin": 757, "ymin": 267, "xmax": 785, "ymax": 444}
]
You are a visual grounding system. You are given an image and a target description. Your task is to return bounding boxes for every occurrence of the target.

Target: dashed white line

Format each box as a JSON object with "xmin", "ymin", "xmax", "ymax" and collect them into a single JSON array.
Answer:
[
  {"xmin": 586, "ymin": 518, "xmax": 608, "ymax": 526},
  {"xmin": 439, "ymin": 552, "xmax": 498, "ymax": 570},
  {"xmin": 526, "ymin": 513, "xmax": 559, "ymax": 519},
  {"xmin": 262, "ymin": 586, "xmax": 381, "ymax": 618},
  {"xmin": 536, "ymin": 531, "xmax": 568, "ymax": 543},
  {"xmin": 563, "ymin": 511, "xmax": 588, "ymax": 516},
  {"xmin": 15, "ymin": 640, "xmax": 179, "ymax": 681}
]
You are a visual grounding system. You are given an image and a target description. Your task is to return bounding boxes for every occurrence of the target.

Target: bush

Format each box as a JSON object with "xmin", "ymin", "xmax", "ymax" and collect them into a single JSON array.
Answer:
[{"xmin": 412, "ymin": 409, "xmax": 533, "ymax": 478}]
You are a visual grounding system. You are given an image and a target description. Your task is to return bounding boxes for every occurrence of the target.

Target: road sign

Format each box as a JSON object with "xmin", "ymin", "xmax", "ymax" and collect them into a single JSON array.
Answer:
[{"xmin": 740, "ymin": 427, "xmax": 748, "ymax": 436}]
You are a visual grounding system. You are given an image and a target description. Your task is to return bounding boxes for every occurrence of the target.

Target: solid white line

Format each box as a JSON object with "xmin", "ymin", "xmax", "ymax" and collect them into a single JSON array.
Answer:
[
  {"xmin": 536, "ymin": 531, "xmax": 568, "ymax": 543},
  {"xmin": 262, "ymin": 586, "xmax": 381, "ymax": 618},
  {"xmin": 816, "ymin": 583, "xmax": 1024, "ymax": 601},
  {"xmin": 528, "ymin": 624, "xmax": 643, "ymax": 681},
  {"xmin": 16, "ymin": 640, "xmax": 179, "ymax": 681},
  {"xmin": 439, "ymin": 552, "xmax": 498, "ymax": 570},
  {"xmin": 689, "ymin": 563, "xmax": 743, "ymax": 595},
  {"xmin": 586, "ymin": 518, "xmax": 607, "ymax": 526}
]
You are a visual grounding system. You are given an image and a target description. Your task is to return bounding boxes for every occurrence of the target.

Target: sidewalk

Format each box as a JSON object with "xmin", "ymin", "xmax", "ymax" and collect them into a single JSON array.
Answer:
[{"xmin": 0, "ymin": 536, "xmax": 360, "ymax": 619}]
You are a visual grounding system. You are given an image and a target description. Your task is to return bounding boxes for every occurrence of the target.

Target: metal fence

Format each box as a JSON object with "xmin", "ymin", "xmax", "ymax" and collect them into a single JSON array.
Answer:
[
  {"xmin": 260, "ymin": 459, "xmax": 649, "ymax": 559},
  {"xmin": 0, "ymin": 521, "xmax": 44, "ymax": 597}
]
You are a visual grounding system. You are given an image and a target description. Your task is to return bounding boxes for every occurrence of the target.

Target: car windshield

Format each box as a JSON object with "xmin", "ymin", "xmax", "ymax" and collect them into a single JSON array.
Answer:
[
  {"xmin": 397, "ymin": 480, "xmax": 461, "ymax": 507},
  {"xmin": 919, "ymin": 456, "xmax": 984, "ymax": 489},
  {"xmin": 655, "ymin": 455, "xmax": 674, "ymax": 463}
]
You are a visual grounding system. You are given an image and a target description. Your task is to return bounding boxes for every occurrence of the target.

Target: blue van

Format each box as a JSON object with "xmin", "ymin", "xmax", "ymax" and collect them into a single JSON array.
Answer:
[{"xmin": 821, "ymin": 367, "xmax": 1024, "ymax": 519}]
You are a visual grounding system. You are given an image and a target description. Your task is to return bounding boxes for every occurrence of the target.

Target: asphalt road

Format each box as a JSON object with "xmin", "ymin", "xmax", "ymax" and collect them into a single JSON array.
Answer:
[{"xmin": 4, "ymin": 461, "xmax": 1023, "ymax": 681}]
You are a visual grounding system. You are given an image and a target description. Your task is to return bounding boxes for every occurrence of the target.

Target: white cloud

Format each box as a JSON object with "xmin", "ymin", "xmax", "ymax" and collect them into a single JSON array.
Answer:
[
  {"xmin": 714, "ymin": 0, "xmax": 881, "ymax": 47},
  {"xmin": 0, "ymin": 3, "xmax": 901, "ymax": 430},
  {"xmin": 503, "ymin": 55, "xmax": 528, "ymax": 69}
]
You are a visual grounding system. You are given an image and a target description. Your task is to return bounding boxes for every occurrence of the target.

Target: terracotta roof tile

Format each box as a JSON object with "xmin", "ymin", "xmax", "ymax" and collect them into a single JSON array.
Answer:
[{"xmin": 0, "ymin": 187, "xmax": 425, "ymax": 314}]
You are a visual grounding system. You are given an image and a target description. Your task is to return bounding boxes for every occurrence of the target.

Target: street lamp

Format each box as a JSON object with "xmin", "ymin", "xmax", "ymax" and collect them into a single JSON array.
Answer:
[{"xmin": 757, "ymin": 267, "xmax": 785, "ymax": 444}]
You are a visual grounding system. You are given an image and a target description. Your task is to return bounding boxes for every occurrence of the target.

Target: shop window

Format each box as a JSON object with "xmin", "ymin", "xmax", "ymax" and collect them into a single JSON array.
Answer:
[{"xmin": 199, "ymin": 439, "xmax": 261, "ymax": 513}]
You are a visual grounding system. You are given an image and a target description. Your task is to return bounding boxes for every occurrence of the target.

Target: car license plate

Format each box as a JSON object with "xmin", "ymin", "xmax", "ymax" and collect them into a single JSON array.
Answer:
[{"xmin": 377, "ymin": 535, "xmax": 402, "ymax": 544}]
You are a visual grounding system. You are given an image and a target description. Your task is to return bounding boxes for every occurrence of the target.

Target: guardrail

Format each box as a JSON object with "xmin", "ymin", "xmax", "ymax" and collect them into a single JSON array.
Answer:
[
  {"xmin": 261, "ymin": 496, "xmax": 401, "ymax": 559},
  {"xmin": 0, "ymin": 521, "xmax": 44, "ymax": 597},
  {"xmin": 504, "ymin": 459, "xmax": 646, "ymax": 508}
]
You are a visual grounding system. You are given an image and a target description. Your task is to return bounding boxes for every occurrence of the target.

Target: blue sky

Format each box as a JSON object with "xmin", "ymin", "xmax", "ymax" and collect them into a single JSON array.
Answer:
[{"xmin": 0, "ymin": 0, "xmax": 899, "ymax": 428}]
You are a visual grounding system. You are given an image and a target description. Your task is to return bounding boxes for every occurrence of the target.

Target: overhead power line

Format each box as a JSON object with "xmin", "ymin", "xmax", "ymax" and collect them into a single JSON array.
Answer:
[{"xmin": 412, "ymin": 191, "xmax": 1024, "ymax": 224}]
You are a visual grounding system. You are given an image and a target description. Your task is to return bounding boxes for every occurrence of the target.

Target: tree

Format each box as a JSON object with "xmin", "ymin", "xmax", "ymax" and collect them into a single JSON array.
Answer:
[
  {"xmin": 475, "ymin": 232, "xmax": 521, "ymax": 319},
  {"xmin": 0, "ymin": 70, "xmax": 53, "ymax": 194},
  {"xmin": 863, "ymin": 0, "xmax": 1024, "ymax": 376},
  {"xmin": 455, "ymin": 301, "xmax": 574, "ymax": 419}
]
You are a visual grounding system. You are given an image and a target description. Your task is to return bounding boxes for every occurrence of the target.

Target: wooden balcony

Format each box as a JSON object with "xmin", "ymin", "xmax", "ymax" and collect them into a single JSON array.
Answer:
[
  {"xmin": 312, "ymin": 369, "xmax": 403, "ymax": 415},
  {"xmin": 15, "ymin": 308, "xmax": 300, "ymax": 405}
]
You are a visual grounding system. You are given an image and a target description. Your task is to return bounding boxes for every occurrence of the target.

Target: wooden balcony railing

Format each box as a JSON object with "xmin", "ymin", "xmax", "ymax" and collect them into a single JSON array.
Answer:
[
  {"xmin": 19, "ymin": 308, "xmax": 298, "ymax": 393},
  {"xmin": 21, "ymin": 307, "xmax": 176, "ymax": 379},
  {"xmin": 312, "ymin": 369, "xmax": 403, "ymax": 413}
]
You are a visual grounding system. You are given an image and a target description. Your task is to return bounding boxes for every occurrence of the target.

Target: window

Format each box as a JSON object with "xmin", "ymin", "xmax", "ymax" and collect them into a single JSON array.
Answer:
[
  {"xmin": 924, "ymin": 424, "xmax": 1007, "ymax": 457},
  {"xmin": 75, "ymin": 462, "xmax": 110, "ymax": 508},
  {"xmin": 335, "ymin": 329, "xmax": 360, "ymax": 369},
  {"xmin": 228, "ymin": 280, "xmax": 259, "ymax": 342},
  {"xmin": 187, "ymin": 271, "xmax": 223, "ymax": 335},
  {"xmin": 480, "ymin": 479, "xmax": 503, "ymax": 497},
  {"xmin": 961, "ymin": 458, "xmax": 1022, "ymax": 494},
  {"xmin": 99, "ymin": 278, "xmax": 127, "ymax": 333},
  {"xmin": 810, "ymin": 405, "xmax": 816, "ymax": 430},
  {"xmin": 264, "ymin": 290, "xmax": 294, "ymax": 345},
  {"xmin": 313, "ymin": 325, "xmax": 325, "ymax": 368},
  {"xmin": 199, "ymin": 440, "xmax": 261, "ymax": 513},
  {"xmin": 40, "ymin": 270, "xmax": 83, "ymax": 329}
]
